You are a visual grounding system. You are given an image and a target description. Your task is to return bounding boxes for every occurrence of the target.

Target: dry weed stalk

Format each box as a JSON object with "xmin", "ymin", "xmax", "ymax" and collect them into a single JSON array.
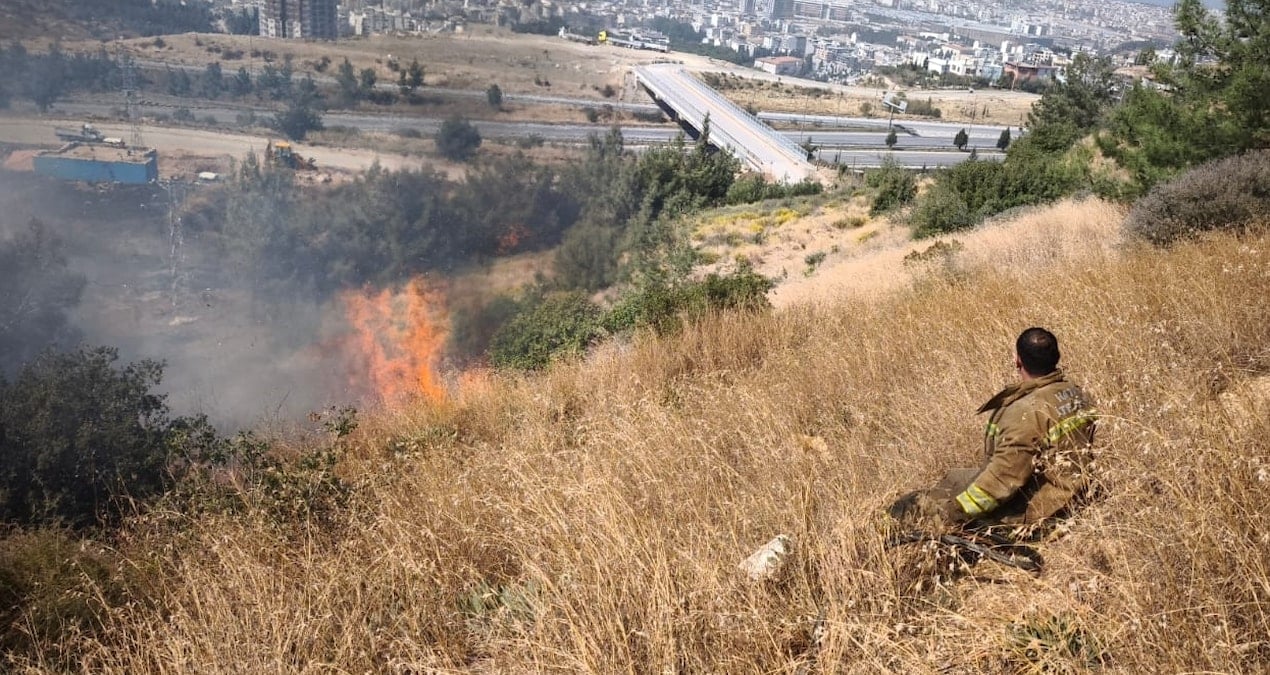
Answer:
[{"xmin": 20, "ymin": 223, "xmax": 1269, "ymax": 673}]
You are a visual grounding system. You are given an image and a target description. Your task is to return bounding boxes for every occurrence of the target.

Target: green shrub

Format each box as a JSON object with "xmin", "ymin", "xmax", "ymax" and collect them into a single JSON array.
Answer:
[
  {"xmin": 698, "ymin": 261, "xmax": 773, "ymax": 312},
  {"xmin": 603, "ymin": 261, "xmax": 772, "ymax": 336},
  {"xmin": 554, "ymin": 219, "xmax": 621, "ymax": 291},
  {"xmin": 603, "ymin": 280, "xmax": 685, "ymax": 335},
  {"xmin": 436, "ymin": 116, "xmax": 482, "ymax": 161},
  {"xmin": 909, "ymin": 182, "xmax": 973, "ymax": 238},
  {"xmin": 0, "ymin": 347, "xmax": 174, "ymax": 528},
  {"xmin": 166, "ymin": 423, "xmax": 351, "ymax": 534},
  {"xmin": 490, "ymin": 292, "xmax": 603, "ymax": 371},
  {"xmin": 1124, "ymin": 150, "xmax": 1270, "ymax": 246},
  {"xmin": 725, "ymin": 174, "xmax": 771, "ymax": 205},
  {"xmin": 867, "ymin": 160, "xmax": 917, "ymax": 215},
  {"xmin": 938, "ymin": 157, "xmax": 1006, "ymax": 215},
  {"xmin": 906, "ymin": 138, "xmax": 1085, "ymax": 236},
  {"xmin": 804, "ymin": 250, "xmax": 826, "ymax": 274},
  {"xmin": 725, "ymin": 175, "xmax": 823, "ymax": 205}
]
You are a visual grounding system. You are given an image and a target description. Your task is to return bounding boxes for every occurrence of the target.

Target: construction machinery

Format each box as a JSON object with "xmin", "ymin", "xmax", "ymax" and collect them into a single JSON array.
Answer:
[{"xmin": 265, "ymin": 140, "xmax": 317, "ymax": 171}]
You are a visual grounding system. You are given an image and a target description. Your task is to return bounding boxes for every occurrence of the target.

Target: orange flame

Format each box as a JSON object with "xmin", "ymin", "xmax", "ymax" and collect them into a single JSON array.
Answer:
[
  {"xmin": 497, "ymin": 223, "xmax": 530, "ymax": 255},
  {"xmin": 340, "ymin": 277, "xmax": 449, "ymax": 405}
]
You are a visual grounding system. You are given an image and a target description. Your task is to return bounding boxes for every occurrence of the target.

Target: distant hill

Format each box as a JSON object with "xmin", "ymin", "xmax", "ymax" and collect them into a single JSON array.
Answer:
[{"xmin": 0, "ymin": 0, "xmax": 212, "ymax": 41}]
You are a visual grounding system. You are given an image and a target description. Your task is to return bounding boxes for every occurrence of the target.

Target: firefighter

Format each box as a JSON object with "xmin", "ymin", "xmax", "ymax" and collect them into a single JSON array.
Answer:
[{"xmin": 890, "ymin": 327, "xmax": 1097, "ymax": 532}]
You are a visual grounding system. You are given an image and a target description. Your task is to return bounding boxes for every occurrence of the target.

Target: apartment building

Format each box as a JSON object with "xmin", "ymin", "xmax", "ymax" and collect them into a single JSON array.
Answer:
[{"xmin": 260, "ymin": 0, "xmax": 339, "ymax": 39}]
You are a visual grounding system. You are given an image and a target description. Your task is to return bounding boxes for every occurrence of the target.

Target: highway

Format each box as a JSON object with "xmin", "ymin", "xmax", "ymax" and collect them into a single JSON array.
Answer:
[
  {"xmin": 117, "ymin": 58, "xmax": 1017, "ymax": 163},
  {"xmin": 34, "ymin": 99, "xmax": 1002, "ymax": 169},
  {"xmin": 815, "ymin": 148, "xmax": 1002, "ymax": 168},
  {"xmin": 756, "ymin": 111, "xmax": 1016, "ymax": 136},
  {"xmin": 635, "ymin": 64, "xmax": 819, "ymax": 183}
]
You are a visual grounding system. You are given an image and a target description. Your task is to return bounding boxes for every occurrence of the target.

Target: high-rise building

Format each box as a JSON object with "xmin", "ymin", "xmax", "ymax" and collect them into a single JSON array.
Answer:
[{"xmin": 260, "ymin": 0, "xmax": 339, "ymax": 39}]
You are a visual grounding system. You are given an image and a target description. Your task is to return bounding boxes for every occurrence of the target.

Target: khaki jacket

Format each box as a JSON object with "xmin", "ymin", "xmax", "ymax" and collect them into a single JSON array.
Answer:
[{"xmin": 955, "ymin": 369, "xmax": 1097, "ymax": 524}]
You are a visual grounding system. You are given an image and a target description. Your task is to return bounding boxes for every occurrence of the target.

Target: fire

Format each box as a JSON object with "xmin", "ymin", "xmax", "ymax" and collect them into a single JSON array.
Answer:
[
  {"xmin": 497, "ymin": 223, "xmax": 530, "ymax": 255},
  {"xmin": 340, "ymin": 277, "xmax": 449, "ymax": 405}
]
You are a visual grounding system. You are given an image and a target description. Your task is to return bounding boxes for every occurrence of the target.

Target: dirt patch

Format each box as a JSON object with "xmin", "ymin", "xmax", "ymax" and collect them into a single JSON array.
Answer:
[
  {"xmin": 697, "ymin": 69, "xmax": 1038, "ymax": 127},
  {"xmin": 2, "ymin": 149, "xmax": 38, "ymax": 172}
]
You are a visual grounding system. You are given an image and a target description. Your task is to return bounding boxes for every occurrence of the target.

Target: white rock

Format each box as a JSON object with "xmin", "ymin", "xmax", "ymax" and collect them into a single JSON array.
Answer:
[{"xmin": 739, "ymin": 534, "xmax": 794, "ymax": 582}]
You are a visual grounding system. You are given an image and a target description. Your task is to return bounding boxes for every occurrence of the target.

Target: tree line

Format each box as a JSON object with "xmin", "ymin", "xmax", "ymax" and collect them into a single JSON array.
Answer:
[
  {"xmin": 873, "ymin": 0, "xmax": 1269, "ymax": 238},
  {"xmin": 52, "ymin": 0, "xmax": 213, "ymax": 38}
]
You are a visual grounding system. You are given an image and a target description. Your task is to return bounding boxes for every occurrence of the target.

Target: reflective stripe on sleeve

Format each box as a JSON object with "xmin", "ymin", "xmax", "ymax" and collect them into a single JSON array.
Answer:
[
  {"xmin": 954, "ymin": 483, "xmax": 998, "ymax": 517},
  {"xmin": 1047, "ymin": 411, "xmax": 1096, "ymax": 444}
]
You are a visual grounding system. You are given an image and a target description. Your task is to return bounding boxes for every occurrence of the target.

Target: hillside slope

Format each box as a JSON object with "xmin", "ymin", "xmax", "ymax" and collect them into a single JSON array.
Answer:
[
  {"xmin": 0, "ymin": 0, "xmax": 211, "ymax": 41},
  {"xmin": 22, "ymin": 206, "xmax": 1270, "ymax": 672}
]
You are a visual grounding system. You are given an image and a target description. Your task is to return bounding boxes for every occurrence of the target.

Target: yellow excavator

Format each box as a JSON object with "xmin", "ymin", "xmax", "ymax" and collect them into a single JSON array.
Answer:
[{"xmin": 265, "ymin": 140, "xmax": 317, "ymax": 171}]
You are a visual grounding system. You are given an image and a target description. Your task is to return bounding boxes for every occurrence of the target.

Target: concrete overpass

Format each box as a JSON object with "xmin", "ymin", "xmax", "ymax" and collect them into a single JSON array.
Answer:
[{"xmin": 635, "ymin": 64, "xmax": 820, "ymax": 184}]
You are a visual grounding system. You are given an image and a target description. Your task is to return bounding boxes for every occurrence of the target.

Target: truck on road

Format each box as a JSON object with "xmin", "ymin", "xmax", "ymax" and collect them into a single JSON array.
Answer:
[{"xmin": 54, "ymin": 123, "xmax": 125, "ymax": 147}]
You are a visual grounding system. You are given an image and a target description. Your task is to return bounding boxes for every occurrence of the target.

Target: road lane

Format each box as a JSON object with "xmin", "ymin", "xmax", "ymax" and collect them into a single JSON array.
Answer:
[{"xmin": 13, "ymin": 102, "xmax": 998, "ymax": 172}]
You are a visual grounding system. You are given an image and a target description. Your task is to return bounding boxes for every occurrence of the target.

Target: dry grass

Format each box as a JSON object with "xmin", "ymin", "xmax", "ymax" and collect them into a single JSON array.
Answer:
[
  {"xmin": 103, "ymin": 29, "xmax": 662, "ymax": 100},
  {"xmin": 700, "ymin": 72, "xmax": 1038, "ymax": 127},
  {"xmin": 15, "ymin": 216, "xmax": 1270, "ymax": 672},
  {"xmin": 700, "ymin": 194, "xmax": 1127, "ymax": 310}
]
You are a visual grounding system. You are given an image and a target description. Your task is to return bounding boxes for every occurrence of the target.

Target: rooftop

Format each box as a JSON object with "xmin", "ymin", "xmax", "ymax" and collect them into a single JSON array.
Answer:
[{"xmin": 44, "ymin": 143, "xmax": 156, "ymax": 164}]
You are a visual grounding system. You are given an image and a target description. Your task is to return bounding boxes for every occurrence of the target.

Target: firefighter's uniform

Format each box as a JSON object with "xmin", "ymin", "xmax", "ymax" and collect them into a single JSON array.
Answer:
[
  {"xmin": 895, "ymin": 369, "xmax": 1097, "ymax": 528},
  {"xmin": 953, "ymin": 369, "xmax": 1097, "ymax": 524}
]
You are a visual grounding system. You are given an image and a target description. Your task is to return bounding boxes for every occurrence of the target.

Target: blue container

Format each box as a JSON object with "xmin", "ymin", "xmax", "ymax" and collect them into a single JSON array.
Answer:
[{"xmin": 33, "ymin": 148, "xmax": 158, "ymax": 185}]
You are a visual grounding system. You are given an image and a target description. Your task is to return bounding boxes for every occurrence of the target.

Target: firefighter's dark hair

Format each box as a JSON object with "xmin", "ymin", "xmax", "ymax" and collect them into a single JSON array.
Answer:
[{"xmin": 1016, "ymin": 327, "xmax": 1060, "ymax": 376}]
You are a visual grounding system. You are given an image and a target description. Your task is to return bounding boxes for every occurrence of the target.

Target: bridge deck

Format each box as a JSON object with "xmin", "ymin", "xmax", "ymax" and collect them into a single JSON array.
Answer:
[{"xmin": 634, "ymin": 64, "xmax": 820, "ymax": 184}]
